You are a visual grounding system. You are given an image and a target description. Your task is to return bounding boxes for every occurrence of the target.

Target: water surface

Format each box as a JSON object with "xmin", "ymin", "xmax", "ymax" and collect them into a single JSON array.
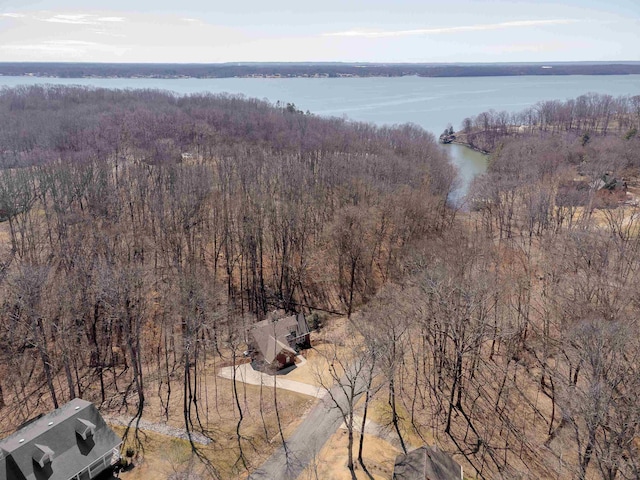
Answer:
[
  {"xmin": 445, "ymin": 143, "xmax": 490, "ymax": 201},
  {"xmin": 2, "ymin": 74, "xmax": 638, "ymax": 134}
]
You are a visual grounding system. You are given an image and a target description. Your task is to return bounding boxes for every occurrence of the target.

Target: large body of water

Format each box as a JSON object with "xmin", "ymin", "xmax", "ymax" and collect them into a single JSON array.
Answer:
[{"xmin": 1, "ymin": 74, "xmax": 639, "ymax": 192}]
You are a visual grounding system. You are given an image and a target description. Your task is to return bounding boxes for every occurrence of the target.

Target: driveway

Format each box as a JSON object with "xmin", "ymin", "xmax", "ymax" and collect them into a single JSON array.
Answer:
[
  {"xmin": 339, "ymin": 414, "xmax": 404, "ymax": 450},
  {"xmin": 217, "ymin": 358, "xmax": 326, "ymax": 399},
  {"xmin": 248, "ymin": 368, "xmax": 369, "ymax": 480}
]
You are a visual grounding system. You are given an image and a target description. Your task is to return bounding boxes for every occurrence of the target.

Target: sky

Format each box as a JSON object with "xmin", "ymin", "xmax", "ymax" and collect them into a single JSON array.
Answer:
[{"xmin": 0, "ymin": 0, "xmax": 638, "ymax": 63}]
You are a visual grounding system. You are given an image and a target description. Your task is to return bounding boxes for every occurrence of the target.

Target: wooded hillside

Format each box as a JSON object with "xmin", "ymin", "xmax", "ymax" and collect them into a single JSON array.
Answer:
[
  {"xmin": 1, "ymin": 86, "xmax": 640, "ymax": 479},
  {"xmin": 0, "ymin": 85, "xmax": 456, "ymax": 477}
]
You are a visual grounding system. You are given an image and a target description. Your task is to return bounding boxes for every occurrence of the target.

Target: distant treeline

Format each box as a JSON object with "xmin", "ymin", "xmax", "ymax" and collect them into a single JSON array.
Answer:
[{"xmin": 1, "ymin": 62, "xmax": 640, "ymax": 78}]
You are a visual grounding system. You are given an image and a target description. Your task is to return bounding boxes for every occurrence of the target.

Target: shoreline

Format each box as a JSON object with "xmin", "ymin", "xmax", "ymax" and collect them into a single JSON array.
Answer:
[
  {"xmin": 1, "ymin": 62, "xmax": 640, "ymax": 80},
  {"xmin": 448, "ymin": 140, "xmax": 490, "ymax": 155},
  {"xmin": 440, "ymin": 133, "xmax": 491, "ymax": 155}
]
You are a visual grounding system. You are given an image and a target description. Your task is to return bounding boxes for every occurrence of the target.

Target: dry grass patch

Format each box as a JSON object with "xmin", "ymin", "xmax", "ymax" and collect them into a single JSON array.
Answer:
[
  {"xmin": 366, "ymin": 397, "xmax": 430, "ymax": 450},
  {"xmin": 114, "ymin": 427, "xmax": 215, "ymax": 480},
  {"xmin": 297, "ymin": 430, "xmax": 399, "ymax": 480},
  {"xmin": 104, "ymin": 371, "xmax": 314, "ymax": 479},
  {"xmin": 285, "ymin": 344, "xmax": 337, "ymax": 388}
]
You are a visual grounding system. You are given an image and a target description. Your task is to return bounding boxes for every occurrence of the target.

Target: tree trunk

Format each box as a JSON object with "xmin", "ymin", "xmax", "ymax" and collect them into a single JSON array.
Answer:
[
  {"xmin": 347, "ymin": 409, "xmax": 357, "ymax": 480},
  {"xmin": 389, "ymin": 377, "xmax": 407, "ymax": 453}
]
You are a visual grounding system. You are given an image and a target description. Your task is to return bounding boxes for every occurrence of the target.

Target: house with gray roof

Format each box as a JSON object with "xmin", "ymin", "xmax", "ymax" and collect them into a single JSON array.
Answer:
[
  {"xmin": 0, "ymin": 398, "xmax": 121, "ymax": 480},
  {"xmin": 393, "ymin": 445, "xmax": 463, "ymax": 480},
  {"xmin": 249, "ymin": 313, "xmax": 311, "ymax": 371}
]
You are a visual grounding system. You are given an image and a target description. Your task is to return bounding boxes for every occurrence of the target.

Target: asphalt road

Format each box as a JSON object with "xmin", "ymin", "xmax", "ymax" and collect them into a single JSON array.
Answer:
[{"xmin": 249, "ymin": 373, "xmax": 368, "ymax": 480}]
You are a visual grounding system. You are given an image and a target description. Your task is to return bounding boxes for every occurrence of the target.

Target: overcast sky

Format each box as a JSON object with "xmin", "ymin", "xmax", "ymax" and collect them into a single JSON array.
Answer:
[{"xmin": 0, "ymin": 0, "xmax": 637, "ymax": 63}]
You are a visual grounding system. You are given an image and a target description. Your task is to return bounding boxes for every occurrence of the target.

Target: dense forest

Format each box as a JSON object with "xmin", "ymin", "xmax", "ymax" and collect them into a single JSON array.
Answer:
[
  {"xmin": 0, "ymin": 85, "xmax": 456, "ymax": 477},
  {"xmin": 1, "ymin": 62, "xmax": 640, "ymax": 79},
  {"xmin": 456, "ymin": 93, "xmax": 640, "ymax": 153},
  {"xmin": 1, "ymin": 85, "xmax": 640, "ymax": 479}
]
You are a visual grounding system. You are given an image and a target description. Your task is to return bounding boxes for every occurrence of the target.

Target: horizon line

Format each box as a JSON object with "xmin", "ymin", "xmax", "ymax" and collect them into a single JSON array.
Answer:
[{"xmin": 0, "ymin": 60, "xmax": 638, "ymax": 66}]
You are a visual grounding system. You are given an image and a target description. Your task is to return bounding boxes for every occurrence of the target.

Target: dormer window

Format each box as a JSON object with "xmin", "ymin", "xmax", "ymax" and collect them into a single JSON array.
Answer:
[
  {"xmin": 32, "ymin": 444, "xmax": 54, "ymax": 468},
  {"xmin": 75, "ymin": 418, "xmax": 96, "ymax": 440}
]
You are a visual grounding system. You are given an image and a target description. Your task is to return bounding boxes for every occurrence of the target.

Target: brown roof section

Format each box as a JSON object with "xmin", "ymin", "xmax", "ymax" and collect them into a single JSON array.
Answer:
[{"xmin": 250, "ymin": 313, "xmax": 310, "ymax": 364}]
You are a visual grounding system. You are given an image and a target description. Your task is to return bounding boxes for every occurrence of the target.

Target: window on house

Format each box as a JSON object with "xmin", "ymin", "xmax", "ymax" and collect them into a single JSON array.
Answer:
[
  {"xmin": 33, "ymin": 444, "xmax": 54, "ymax": 468},
  {"xmin": 75, "ymin": 418, "xmax": 97, "ymax": 440}
]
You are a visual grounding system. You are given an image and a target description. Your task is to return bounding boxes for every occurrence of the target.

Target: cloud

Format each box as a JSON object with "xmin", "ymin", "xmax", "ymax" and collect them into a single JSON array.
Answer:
[
  {"xmin": 38, "ymin": 13, "xmax": 126, "ymax": 25},
  {"xmin": 43, "ymin": 14, "xmax": 97, "ymax": 25},
  {"xmin": 91, "ymin": 28, "xmax": 127, "ymax": 38},
  {"xmin": 97, "ymin": 16, "xmax": 125, "ymax": 22},
  {"xmin": 0, "ymin": 40, "xmax": 99, "ymax": 51},
  {"xmin": 0, "ymin": 39, "xmax": 130, "ymax": 59},
  {"xmin": 0, "ymin": 11, "xmax": 127, "ymax": 24},
  {"xmin": 47, "ymin": 40, "xmax": 101, "ymax": 46},
  {"xmin": 324, "ymin": 19, "xmax": 578, "ymax": 38}
]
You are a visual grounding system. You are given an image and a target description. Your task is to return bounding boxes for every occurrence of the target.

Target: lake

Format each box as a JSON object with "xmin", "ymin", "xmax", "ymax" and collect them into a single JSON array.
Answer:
[{"xmin": 1, "ymin": 74, "xmax": 639, "ymax": 194}]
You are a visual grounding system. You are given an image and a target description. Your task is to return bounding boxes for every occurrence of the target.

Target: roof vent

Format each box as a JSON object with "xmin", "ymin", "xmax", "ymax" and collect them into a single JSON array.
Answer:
[
  {"xmin": 75, "ymin": 418, "xmax": 96, "ymax": 440},
  {"xmin": 33, "ymin": 444, "xmax": 54, "ymax": 468}
]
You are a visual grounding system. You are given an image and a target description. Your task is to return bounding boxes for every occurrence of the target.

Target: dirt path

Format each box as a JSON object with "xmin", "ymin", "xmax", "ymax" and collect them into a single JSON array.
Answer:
[{"xmin": 103, "ymin": 414, "xmax": 212, "ymax": 445}]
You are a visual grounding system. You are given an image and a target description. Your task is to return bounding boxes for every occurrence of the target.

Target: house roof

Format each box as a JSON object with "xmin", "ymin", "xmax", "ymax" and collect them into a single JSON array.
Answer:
[
  {"xmin": 393, "ymin": 445, "xmax": 462, "ymax": 480},
  {"xmin": 0, "ymin": 398, "xmax": 122, "ymax": 480},
  {"xmin": 250, "ymin": 313, "xmax": 309, "ymax": 364}
]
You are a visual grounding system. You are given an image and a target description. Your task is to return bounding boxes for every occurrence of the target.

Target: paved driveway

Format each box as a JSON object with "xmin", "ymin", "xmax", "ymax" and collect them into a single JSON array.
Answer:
[
  {"xmin": 248, "ymin": 369, "xmax": 369, "ymax": 480},
  {"xmin": 217, "ymin": 358, "xmax": 326, "ymax": 399}
]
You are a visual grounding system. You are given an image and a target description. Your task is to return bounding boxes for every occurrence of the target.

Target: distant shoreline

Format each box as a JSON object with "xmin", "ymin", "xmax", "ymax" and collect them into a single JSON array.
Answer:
[
  {"xmin": 449, "ymin": 140, "xmax": 490, "ymax": 155},
  {"xmin": 0, "ymin": 62, "xmax": 639, "ymax": 79},
  {"xmin": 440, "ymin": 135, "xmax": 491, "ymax": 155}
]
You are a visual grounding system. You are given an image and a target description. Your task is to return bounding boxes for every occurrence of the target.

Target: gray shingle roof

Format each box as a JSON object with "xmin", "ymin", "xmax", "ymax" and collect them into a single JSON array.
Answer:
[
  {"xmin": 0, "ymin": 398, "xmax": 122, "ymax": 480},
  {"xmin": 393, "ymin": 445, "xmax": 462, "ymax": 480}
]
